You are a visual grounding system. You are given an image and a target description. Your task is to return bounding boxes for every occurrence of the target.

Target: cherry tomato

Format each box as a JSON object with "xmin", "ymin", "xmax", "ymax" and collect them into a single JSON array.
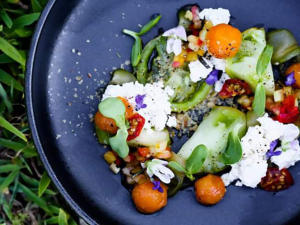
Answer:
[
  {"xmin": 260, "ymin": 167, "xmax": 294, "ymax": 191},
  {"xmin": 127, "ymin": 114, "xmax": 145, "ymax": 141},
  {"xmin": 274, "ymin": 95, "xmax": 299, "ymax": 123},
  {"xmin": 194, "ymin": 174, "xmax": 226, "ymax": 205},
  {"xmin": 206, "ymin": 24, "xmax": 242, "ymax": 58},
  {"xmin": 94, "ymin": 112, "xmax": 118, "ymax": 134},
  {"xmin": 286, "ymin": 63, "xmax": 300, "ymax": 88},
  {"xmin": 132, "ymin": 181, "xmax": 167, "ymax": 214},
  {"xmin": 118, "ymin": 97, "xmax": 135, "ymax": 119},
  {"xmin": 219, "ymin": 79, "xmax": 252, "ymax": 98},
  {"xmin": 137, "ymin": 147, "xmax": 150, "ymax": 157}
]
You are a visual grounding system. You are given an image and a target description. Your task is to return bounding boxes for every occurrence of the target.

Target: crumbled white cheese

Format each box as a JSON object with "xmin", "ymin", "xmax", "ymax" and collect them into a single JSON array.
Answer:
[
  {"xmin": 102, "ymin": 81, "xmax": 173, "ymax": 131},
  {"xmin": 166, "ymin": 116, "xmax": 177, "ymax": 127},
  {"xmin": 198, "ymin": 8, "xmax": 231, "ymax": 26},
  {"xmin": 209, "ymin": 57, "xmax": 226, "ymax": 71},
  {"xmin": 166, "ymin": 38, "xmax": 182, "ymax": 56},
  {"xmin": 222, "ymin": 114, "xmax": 300, "ymax": 188},
  {"xmin": 214, "ymin": 72, "xmax": 230, "ymax": 92},
  {"xmin": 188, "ymin": 59, "xmax": 213, "ymax": 82}
]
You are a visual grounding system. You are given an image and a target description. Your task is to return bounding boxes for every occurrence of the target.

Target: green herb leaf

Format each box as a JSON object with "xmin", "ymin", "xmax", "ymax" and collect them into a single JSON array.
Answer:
[
  {"xmin": 13, "ymin": 13, "xmax": 40, "ymax": 28},
  {"xmin": 222, "ymin": 132, "xmax": 243, "ymax": 165},
  {"xmin": 123, "ymin": 29, "xmax": 142, "ymax": 67},
  {"xmin": 168, "ymin": 161, "xmax": 186, "ymax": 173},
  {"xmin": 138, "ymin": 14, "xmax": 161, "ymax": 36},
  {"xmin": 185, "ymin": 145, "xmax": 207, "ymax": 177},
  {"xmin": 99, "ymin": 97, "xmax": 129, "ymax": 158},
  {"xmin": 38, "ymin": 172, "xmax": 51, "ymax": 197},
  {"xmin": 252, "ymin": 82, "xmax": 266, "ymax": 116},
  {"xmin": 0, "ymin": 115, "xmax": 27, "ymax": 142},
  {"xmin": 58, "ymin": 209, "xmax": 69, "ymax": 225},
  {"xmin": 0, "ymin": 9, "xmax": 13, "ymax": 28},
  {"xmin": 256, "ymin": 44, "xmax": 273, "ymax": 78},
  {"xmin": 0, "ymin": 37, "xmax": 25, "ymax": 66}
]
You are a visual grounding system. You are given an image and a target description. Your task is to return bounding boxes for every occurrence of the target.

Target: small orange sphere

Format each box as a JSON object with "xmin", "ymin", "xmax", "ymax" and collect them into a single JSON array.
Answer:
[
  {"xmin": 206, "ymin": 24, "xmax": 242, "ymax": 59},
  {"xmin": 94, "ymin": 112, "xmax": 118, "ymax": 134},
  {"xmin": 132, "ymin": 181, "xmax": 167, "ymax": 214},
  {"xmin": 286, "ymin": 63, "xmax": 300, "ymax": 88},
  {"xmin": 194, "ymin": 174, "xmax": 226, "ymax": 205}
]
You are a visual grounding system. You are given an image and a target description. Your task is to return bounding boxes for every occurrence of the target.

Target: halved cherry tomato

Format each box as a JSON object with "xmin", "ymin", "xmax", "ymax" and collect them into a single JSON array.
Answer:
[
  {"xmin": 260, "ymin": 167, "xmax": 294, "ymax": 191},
  {"xmin": 127, "ymin": 114, "xmax": 145, "ymax": 141},
  {"xmin": 274, "ymin": 95, "xmax": 299, "ymax": 123},
  {"xmin": 137, "ymin": 147, "xmax": 150, "ymax": 157},
  {"xmin": 219, "ymin": 79, "xmax": 252, "ymax": 98},
  {"xmin": 94, "ymin": 112, "xmax": 118, "ymax": 134},
  {"xmin": 118, "ymin": 97, "xmax": 135, "ymax": 119}
]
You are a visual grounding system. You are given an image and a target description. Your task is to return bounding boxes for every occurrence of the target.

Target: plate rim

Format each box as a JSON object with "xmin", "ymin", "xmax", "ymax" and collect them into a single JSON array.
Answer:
[{"xmin": 25, "ymin": 0, "xmax": 97, "ymax": 224}]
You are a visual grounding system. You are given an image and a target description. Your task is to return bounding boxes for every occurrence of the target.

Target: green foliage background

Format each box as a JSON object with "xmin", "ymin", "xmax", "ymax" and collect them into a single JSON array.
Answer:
[{"xmin": 0, "ymin": 1, "xmax": 79, "ymax": 224}]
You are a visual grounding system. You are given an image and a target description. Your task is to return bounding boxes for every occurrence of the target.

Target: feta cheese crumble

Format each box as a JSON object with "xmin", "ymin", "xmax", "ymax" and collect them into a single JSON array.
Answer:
[
  {"xmin": 163, "ymin": 26, "xmax": 187, "ymax": 56},
  {"xmin": 214, "ymin": 72, "xmax": 230, "ymax": 92},
  {"xmin": 102, "ymin": 81, "xmax": 175, "ymax": 131},
  {"xmin": 222, "ymin": 114, "xmax": 300, "ymax": 188},
  {"xmin": 198, "ymin": 8, "xmax": 231, "ymax": 26},
  {"xmin": 188, "ymin": 58, "xmax": 213, "ymax": 82}
]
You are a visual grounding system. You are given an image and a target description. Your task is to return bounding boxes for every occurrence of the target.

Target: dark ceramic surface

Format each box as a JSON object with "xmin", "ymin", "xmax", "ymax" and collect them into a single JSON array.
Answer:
[{"xmin": 26, "ymin": 0, "xmax": 300, "ymax": 224}]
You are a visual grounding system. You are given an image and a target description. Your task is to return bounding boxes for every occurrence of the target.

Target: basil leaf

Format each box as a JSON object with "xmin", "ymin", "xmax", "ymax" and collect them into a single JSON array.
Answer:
[
  {"xmin": 168, "ymin": 161, "xmax": 186, "ymax": 173},
  {"xmin": 138, "ymin": 14, "xmax": 161, "ymax": 36},
  {"xmin": 252, "ymin": 82, "xmax": 266, "ymax": 116},
  {"xmin": 222, "ymin": 132, "xmax": 243, "ymax": 165},
  {"xmin": 109, "ymin": 128, "xmax": 129, "ymax": 158},
  {"xmin": 99, "ymin": 97, "xmax": 125, "ymax": 127},
  {"xmin": 185, "ymin": 145, "xmax": 207, "ymax": 176},
  {"xmin": 256, "ymin": 44, "xmax": 273, "ymax": 78},
  {"xmin": 122, "ymin": 29, "xmax": 142, "ymax": 67}
]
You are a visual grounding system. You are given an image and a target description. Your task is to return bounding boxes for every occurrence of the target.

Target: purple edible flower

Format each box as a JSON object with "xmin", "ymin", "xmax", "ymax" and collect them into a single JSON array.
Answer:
[
  {"xmin": 205, "ymin": 69, "xmax": 220, "ymax": 85},
  {"xmin": 285, "ymin": 71, "xmax": 296, "ymax": 86},
  {"xmin": 135, "ymin": 94, "xmax": 147, "ymax": 111},
  {"xmin": 266, "ymin": 139, "xmax": 281, "ymax": 159},
  {"xmin": 152, "ymin": 180, "xmax": 164, "ymax": 193}
]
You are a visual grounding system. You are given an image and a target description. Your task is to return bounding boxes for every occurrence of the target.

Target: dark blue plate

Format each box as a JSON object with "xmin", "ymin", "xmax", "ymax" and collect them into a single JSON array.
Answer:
[{"xmin": 26, "ymin": 0, "xmax": 300, "ymax": 224}]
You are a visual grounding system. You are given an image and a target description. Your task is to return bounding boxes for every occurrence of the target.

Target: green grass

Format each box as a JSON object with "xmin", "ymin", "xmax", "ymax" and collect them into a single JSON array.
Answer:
[{"xmin": 0, "ymin": 1, "xmax": 79, "ymax": 224}]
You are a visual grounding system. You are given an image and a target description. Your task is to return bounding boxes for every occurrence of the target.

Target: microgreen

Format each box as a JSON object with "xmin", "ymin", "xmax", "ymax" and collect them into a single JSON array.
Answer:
[
  {"xmin": 253, "ymin": 82, "xmax": 266, "ymax": 116},
  {"xmin": 222, "ymin": 131, "xmax": 243, "ymax": 165},
  {"xmin": 138, "ymin": 14, "xmax": 162, "ymax": 36}
]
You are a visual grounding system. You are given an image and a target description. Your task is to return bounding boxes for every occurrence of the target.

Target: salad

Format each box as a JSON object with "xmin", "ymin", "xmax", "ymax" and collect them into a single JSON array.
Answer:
[{"xmin": 94, "ymin": 4, "xmax": 300, "ymax": 214}]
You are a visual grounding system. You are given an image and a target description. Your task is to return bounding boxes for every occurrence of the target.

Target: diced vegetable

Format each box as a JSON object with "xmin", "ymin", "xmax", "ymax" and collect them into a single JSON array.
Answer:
[
  {"xmin": 178, "ymin": 106, "xmax": 246, "ymax": 173},
  {"xmin": 267, "ymin": 29, "xmax": 300, "ymax": 65},
  {"xmin": 103, "ymin": 151, "xmax": 117, "ymax": 164},
  {"xmin": 109, "ymin": 163, "xmax": 120, "ymax": 174},
  {"xmin": 110, "ymin": 69, "xmax": 137, "ymax": 85},
  {"xmin": 219, "ymin": 79, "xmax": 252, "ymax": 98},
  {"xmin": 260, "ymin": 167, "xmax": 294, "ymax": 191},
  {"xmin": 226, "ymin": 28, "xmax": 275, "ymax": 95},
  {"xmin": 127, "ymin": 114, "xmax": 145, "ymax": 141},
  {"xmin": 177, "ymin": 4, "xmax": 198, "ymax": 31}
]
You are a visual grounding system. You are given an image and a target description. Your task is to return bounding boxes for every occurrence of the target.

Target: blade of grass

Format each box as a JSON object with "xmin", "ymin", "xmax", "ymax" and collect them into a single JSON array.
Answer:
[
  {"xmin": 19, "ymin": 183, "xmax": 52, "ymax": 214},
  {"xmin": 0, "ymin": 54, "xmax": 14, "ymax": 64},
  {"xmin": 58, "ymin": 209, "xmax": 69, "ymax": 225},
  {"xmin": 0, "ymin": 115, "xmax": 27, "ymax": 142},
  {"xmin": 0, "ymin": 9, "xmax": 13, "ymax": 28},
  {"xmin": 31, "ymin": 0, "xmax": 42, "ymax": 12},
  {"xmin": 0, "ymin": 36, "xmax": 25, "ymax": 66},
  {"xmin": 8, "ymin": 174, "xmax": 19, "ymax": 207},
  {"xmin": 0, "ymin": 164, "xmax": 20, "ymax": 173},
  {"xmin": 20, "ymin": 172, "xmax": 39, "ymax": 187},
  {"xmin": 38, "ymin": 172, "xmax": 51, "ymax": 197},
  {"xmin": 45, "ymin": 216, "xmax": 58, "ymax": 224},
  {"xmin": 2, "ymin": 199, "xmax": 13, "ymax": 221},
  {"xmin": 0, "ymin": 83, "xmax": 13, "ymax": 113},
  {"xmin": 0, "ymin": 138, "xmax": 26, "ymax": 150},
  {"xmin": 12, "ymin": 12, "xmax": 40, "ymax": 28},
  {"xmin": 0, "ymin": 169, "xmax": 19, "ymax": 192}
]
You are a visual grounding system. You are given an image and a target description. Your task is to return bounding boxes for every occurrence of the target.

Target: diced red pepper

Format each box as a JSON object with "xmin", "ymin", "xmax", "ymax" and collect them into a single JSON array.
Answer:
[
  {"xmin": 137, "ymin": 147, "xmax": 150, "ymax": 157},
  {"xmin": 260, "ymin": 167, "xmax": 294, "ymax": 191},
  {"xmin": 127, "ymin": 114, "xmax": 145, "ymax": 141},
  {"xmin": 274, "ymin": 95, "xmax": 299, "ymax": 123},
  {"xmin": 219, "ymin": 79, "xmax": 252, "ymax": 99},
  {"xmin": 197, "ymin": 39, "xmax": 203, "ymax": 46},
  {"xmin": 191, "ymin": 5, "xmax": 199, "ymax": 21},
  {"xmin": 172, "ymin": 61, "xmax": 181, "ymax": 68}
]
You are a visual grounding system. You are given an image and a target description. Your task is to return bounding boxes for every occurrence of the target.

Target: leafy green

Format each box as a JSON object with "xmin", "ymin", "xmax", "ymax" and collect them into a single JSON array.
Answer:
[
  {"xmin": 99, "ymin": 97, "xmax": 129, "ymax": 158},
  {"xmin": 222, "ymin": 132, "xmax": 243, "ymax": 165},
  {"xmin": 138, "ymin": 14, "xmax": 161, "ymax": 35},
  {"xmin": 12, "ymin": 13, "xmax": 40, "ymax": 28},
  {"xmin": 168, "ymin": 161, "xmax": 186, "ymax": 173},
  {"xmin": 253, "ymin": 82, "xmax": 266, "ymax": 116},
  {"xmin": 185, "ymin": 145, "xmax": 207, "ymax": 180},
  {"xmin": 0, "ymin": 9, "xmax": 13, "ymax": 28},
  {"xmin": 122, "ymin": 29, "xmax": 142, "ymax": 67},
  {"xmin": 0, "ymin": 115, "xmax": 27, "ymax": 141}
]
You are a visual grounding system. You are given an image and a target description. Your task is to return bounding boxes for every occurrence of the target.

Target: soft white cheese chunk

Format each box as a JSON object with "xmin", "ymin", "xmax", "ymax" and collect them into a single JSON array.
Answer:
[
  {"xmin": 222, "ymin": 114, "xmax": 300, "ymax": 188},
  {"xmin": 214, "ymin": 72, "xmax": 230, "ymax": 92},
  {"xmin": 198, "ymin": 8, "xmax": 231, "ymax": 26},
  {"xmin": 209, "ymin": 57, "xmax": 226, "ymax": 71},
  {"xmin": 188, "ymin": 59, "xmax": 213, "ymax": 82},
  {"xmin": 102, "ymin": 81, "xmax": 173, "ymax": 131},
  {"xmin": 163, "ymin": 26, "xmax": 187, "ymax": 56},
  {"xmin": 166, "ymin": 116, "xmax": 177, "ymax": 127}
]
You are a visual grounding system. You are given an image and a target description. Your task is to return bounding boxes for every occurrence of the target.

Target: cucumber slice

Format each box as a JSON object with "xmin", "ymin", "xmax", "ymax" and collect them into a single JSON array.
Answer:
[
  {"xmin": 178, "ymin": 106, "xmax": 246, "ymax": 173},
  {"xmin": 110, "ymin": 69, "xmax": 137, "ymax": 85},
  {"xmin": 128, "ymin": 128, "xmax": 170, "ymax": 147},
  {"xmin": 226, "ymin": 28, "xmax": 275, "ymax": 95}
]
